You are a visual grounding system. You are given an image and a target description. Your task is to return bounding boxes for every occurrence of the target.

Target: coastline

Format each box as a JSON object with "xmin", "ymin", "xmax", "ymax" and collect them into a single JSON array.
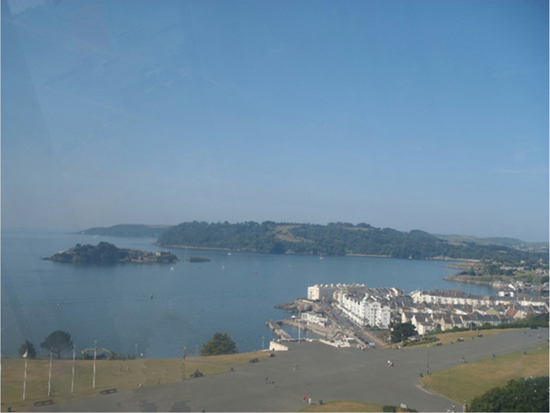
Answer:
[
  {"xmin": 346, "ymin": 253, "xmax": 391, "ymax": 258},
  {"xmin": 156, "ymin": 243, "xmax": 230, "ymax": 251},
  {"xmin": 154, "ymin": 246, "xmax": 487, "ymax": 265},
  {"xmin": 443, "ymin": 275, "xmax": 493, "ymax": 286}
]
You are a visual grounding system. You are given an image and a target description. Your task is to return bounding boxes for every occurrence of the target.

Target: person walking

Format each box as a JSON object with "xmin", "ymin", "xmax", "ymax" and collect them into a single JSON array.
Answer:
[
  {"xmin": 303, "ymin": 394, "xmax": 307, "ymax": 402},
  {"xmin": 308, "ymin": 397, "xmax": 312, "ymax": 404}
]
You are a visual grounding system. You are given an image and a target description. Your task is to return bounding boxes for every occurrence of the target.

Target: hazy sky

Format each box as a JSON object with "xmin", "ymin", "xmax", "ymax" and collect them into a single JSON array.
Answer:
[{"xmin": 2, "ymin": 0, "xmax": 548, "ymax": 241}]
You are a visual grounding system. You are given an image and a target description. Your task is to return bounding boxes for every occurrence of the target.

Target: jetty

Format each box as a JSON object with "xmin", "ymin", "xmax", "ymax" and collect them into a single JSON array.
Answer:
[{"xmin": 266, "ymin": 320, "xmax": 292, "ymax": 341}]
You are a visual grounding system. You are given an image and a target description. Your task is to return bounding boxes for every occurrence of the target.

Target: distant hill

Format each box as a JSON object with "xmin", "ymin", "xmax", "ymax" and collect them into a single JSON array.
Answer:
[
  {"xmin": 436, "ymin": 234, "xmax": 549, "ymax": 252},
  {"xmin": 156, "ymin": 221, "xmax": 547, "ymax": 263},
  {"xmin": 78, "ymin": 224, "xmax": 171, "ymax": 238},
  {"xmin": 78, "ymin": 222, "xmax": 548, "ymax": 264}
]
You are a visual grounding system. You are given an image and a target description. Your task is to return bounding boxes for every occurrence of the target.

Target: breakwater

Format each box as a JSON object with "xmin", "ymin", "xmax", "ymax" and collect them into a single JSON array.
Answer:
[{"xmin": 266, "ymin": 320, "xmax": 293, "ymax": 341}]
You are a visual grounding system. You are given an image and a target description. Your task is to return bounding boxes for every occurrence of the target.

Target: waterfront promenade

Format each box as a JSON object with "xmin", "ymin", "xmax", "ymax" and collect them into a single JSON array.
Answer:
[{"xmin": 33, "ymin": 330, "xmax": 547, "ymax": 412}]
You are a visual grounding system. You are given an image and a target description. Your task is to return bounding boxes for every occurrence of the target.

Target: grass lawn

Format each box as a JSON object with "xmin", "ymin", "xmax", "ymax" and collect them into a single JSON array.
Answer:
[
  {"xmin": 1, "ymin": 351, "xmax": 271, "ymax": 412},
  {"xmin": 387, "ymin": 328, "xmax": 524, "ymax": 349},
  {"xmin": 297, "ymin": 400, "xmax": 383, "ymax": 412},
  {"xmin": 421, "ymin": 345, "xmax": 549, "ymax": 404}
]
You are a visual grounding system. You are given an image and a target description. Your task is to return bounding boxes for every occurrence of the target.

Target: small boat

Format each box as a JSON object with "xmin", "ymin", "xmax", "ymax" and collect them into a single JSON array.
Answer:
[{"xmin": 227, "ymin": 252, "xmax": 232, "ymax": 256}]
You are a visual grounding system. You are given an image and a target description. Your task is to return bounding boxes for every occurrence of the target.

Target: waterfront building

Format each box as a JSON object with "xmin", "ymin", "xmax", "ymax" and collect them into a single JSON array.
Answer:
[
  {"xmin": 307, "ymin": 284, "xmax": 341, "ymax": 301},
  {"xmin": 335, "ymin": 292, "xmax": 391, "ymax": 328},
  {"xmin": 302, "ymin": 312, "xmax": 329, "ymax": 327}
]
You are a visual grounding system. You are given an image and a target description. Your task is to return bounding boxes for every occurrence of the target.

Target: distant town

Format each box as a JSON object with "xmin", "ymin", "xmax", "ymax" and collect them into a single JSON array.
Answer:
[{"xmin": 271, "ymin": 282, "xmax": 549, "ymax": 348}]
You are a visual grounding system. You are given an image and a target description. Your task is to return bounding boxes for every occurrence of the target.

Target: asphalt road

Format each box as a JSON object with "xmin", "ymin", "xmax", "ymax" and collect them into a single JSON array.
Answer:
[{"xmin": 34, "ymin": 329, "xmax": 547, "ymax": 412}]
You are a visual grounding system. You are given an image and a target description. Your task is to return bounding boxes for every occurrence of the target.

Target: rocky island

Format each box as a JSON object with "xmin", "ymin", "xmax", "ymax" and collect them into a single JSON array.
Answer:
[{"xmin": 44, "ymin": 242, "xmax": 178, "ymax": 264}]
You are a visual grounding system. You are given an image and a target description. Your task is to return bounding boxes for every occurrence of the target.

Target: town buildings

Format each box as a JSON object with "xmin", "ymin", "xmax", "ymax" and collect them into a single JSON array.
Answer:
[{"xmin": 306, "ymin": 284, "xmax": 548, "ymax": 335}]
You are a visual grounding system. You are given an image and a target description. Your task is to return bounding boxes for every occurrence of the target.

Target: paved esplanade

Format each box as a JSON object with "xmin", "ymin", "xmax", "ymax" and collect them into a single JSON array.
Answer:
[{"xmin": 36, "ymin": 330, "xmax": 547, "ymax": 412}]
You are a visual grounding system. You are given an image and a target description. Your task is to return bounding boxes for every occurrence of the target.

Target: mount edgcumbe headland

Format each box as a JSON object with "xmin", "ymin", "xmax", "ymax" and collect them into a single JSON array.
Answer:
[{"xmin": 78, "ymin": 222, "xmax": 548, "ymax": 263}]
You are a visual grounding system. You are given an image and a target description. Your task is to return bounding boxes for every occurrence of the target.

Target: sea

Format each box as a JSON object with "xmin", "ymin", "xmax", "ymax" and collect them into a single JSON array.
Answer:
[{"xmin": 1, "ymin": 229, "xmax": 495, "ymax": 358}]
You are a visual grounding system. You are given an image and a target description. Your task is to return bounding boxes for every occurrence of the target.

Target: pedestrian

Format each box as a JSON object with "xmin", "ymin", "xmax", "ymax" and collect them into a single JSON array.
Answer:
[
  {"xmin": 303, "ymin": 394, "xmax": 307, "ymax": 402},
  {"xmin": 271, "ymin": 381, "xmax": 274, "ymax": 388},
  {"xmin": 308, "ymin": 397, "xmax": 312, "ymax": 404},
  {"xmin": 265, "ymin": 377, "xmax": 268, "ymax": 383}
]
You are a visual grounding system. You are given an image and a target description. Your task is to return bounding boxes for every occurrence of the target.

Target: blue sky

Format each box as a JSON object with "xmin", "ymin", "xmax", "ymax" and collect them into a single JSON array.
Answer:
[{"xmin": 2, "ymin": 0, "xmax": 548, "ymax": 241}]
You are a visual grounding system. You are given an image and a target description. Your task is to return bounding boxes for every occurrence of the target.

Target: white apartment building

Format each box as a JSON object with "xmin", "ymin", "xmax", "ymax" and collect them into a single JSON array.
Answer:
[
  {"xmin": 410, "ymin": 290, "xmax": 498, "ymax": 306},
  {"xmin": 307, "ymin": 284, "xmax": 338, "ymax": 301},
  {"xmin": 307, "ymin": 283, "xmax": 367, "ymax": 301},
  {"xmin": 337, "ymin": 292, "xmax": 391, "ymax": 328}
]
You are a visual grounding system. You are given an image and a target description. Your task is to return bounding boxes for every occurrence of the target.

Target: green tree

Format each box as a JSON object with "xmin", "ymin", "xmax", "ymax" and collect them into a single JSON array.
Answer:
[
  {"xmin": 468, "ymin": 376, "xmax": 549, "ymax": 412},
  {"xmin": 201, "ymin": 332, "xmax": 237, "ymax": 356},
  {"xmin": 390, "ymin": 322, "xmax": 418, "ymax": 343},
  {"xmin": 40, "ymin": 330, "xmax": 73, "ymax": 359},
  {"xmin": 18, "ymin": 340, "xmax": 37, "ymax": 359}
]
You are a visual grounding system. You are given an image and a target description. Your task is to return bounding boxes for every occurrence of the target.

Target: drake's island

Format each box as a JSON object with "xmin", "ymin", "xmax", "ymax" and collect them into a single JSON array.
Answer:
[{"xmin": 44, "ymin": 242, "xmax": 178, "ymax": 264}]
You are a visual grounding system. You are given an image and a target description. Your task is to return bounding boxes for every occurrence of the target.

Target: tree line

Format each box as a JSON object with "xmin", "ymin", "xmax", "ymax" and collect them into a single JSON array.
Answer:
[
  {"xmin": 18, "ymin": 330, "xmax": 238, "ymax": 359},
  {"xmin": 156, "ymin": 221, "xmax": 548, "ymax": 263}
]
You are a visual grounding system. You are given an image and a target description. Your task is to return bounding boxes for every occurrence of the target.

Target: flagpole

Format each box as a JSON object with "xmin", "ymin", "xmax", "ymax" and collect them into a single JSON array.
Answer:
[
  {"xmin": 298, "ymin": 311, "xmax": 301, "ymax": 343},
  {"xmin": 47, "ymin": 349, "xmax": 53, "ymax": 397},
  {"xmin": 93, "ymin": 340, "xmax": 97, "ymax": 389},
  {"xmin": 71, "ymin": 345, "xmax": 76, "ymax": 393},
  {"xmin": 22, "ymin": 353, "xmax": 28, "ymax": 400}
]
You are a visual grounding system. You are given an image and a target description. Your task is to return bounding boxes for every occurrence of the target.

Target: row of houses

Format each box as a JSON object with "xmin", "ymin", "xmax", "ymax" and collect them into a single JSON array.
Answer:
[
  {"xmin": 401, "ymin": 302, "xmax": 548, "ymax": 335},
  {"xmin": 306, "ymin": 284, "xmax": 548, "ymax": 334},
  {"xmin": 410, "ymin": 289, "xmax": 548, "ymax": 308}
]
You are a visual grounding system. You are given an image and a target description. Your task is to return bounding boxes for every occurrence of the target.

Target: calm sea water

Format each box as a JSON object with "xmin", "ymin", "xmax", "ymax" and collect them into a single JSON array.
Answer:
[{"xmin": 1, "ymin": 229, "xmax": 494, "ymax": 358}]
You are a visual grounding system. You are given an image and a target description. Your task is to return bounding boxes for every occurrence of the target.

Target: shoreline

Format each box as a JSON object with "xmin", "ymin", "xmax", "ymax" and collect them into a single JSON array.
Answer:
[
  {"xmin": 155, "ymin": 243, "xmax": 230, "ymax": 251},
  {"xmin": 155, "ymin": 246, "xmax": 481, "ymax": 264},
  {"xmin": 443, "ymin": 275, "xmax": 494, "ymax": 286},
  {"xmin": 346, "ymin": 253, "xmax": 391, "ymax": 258}
]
